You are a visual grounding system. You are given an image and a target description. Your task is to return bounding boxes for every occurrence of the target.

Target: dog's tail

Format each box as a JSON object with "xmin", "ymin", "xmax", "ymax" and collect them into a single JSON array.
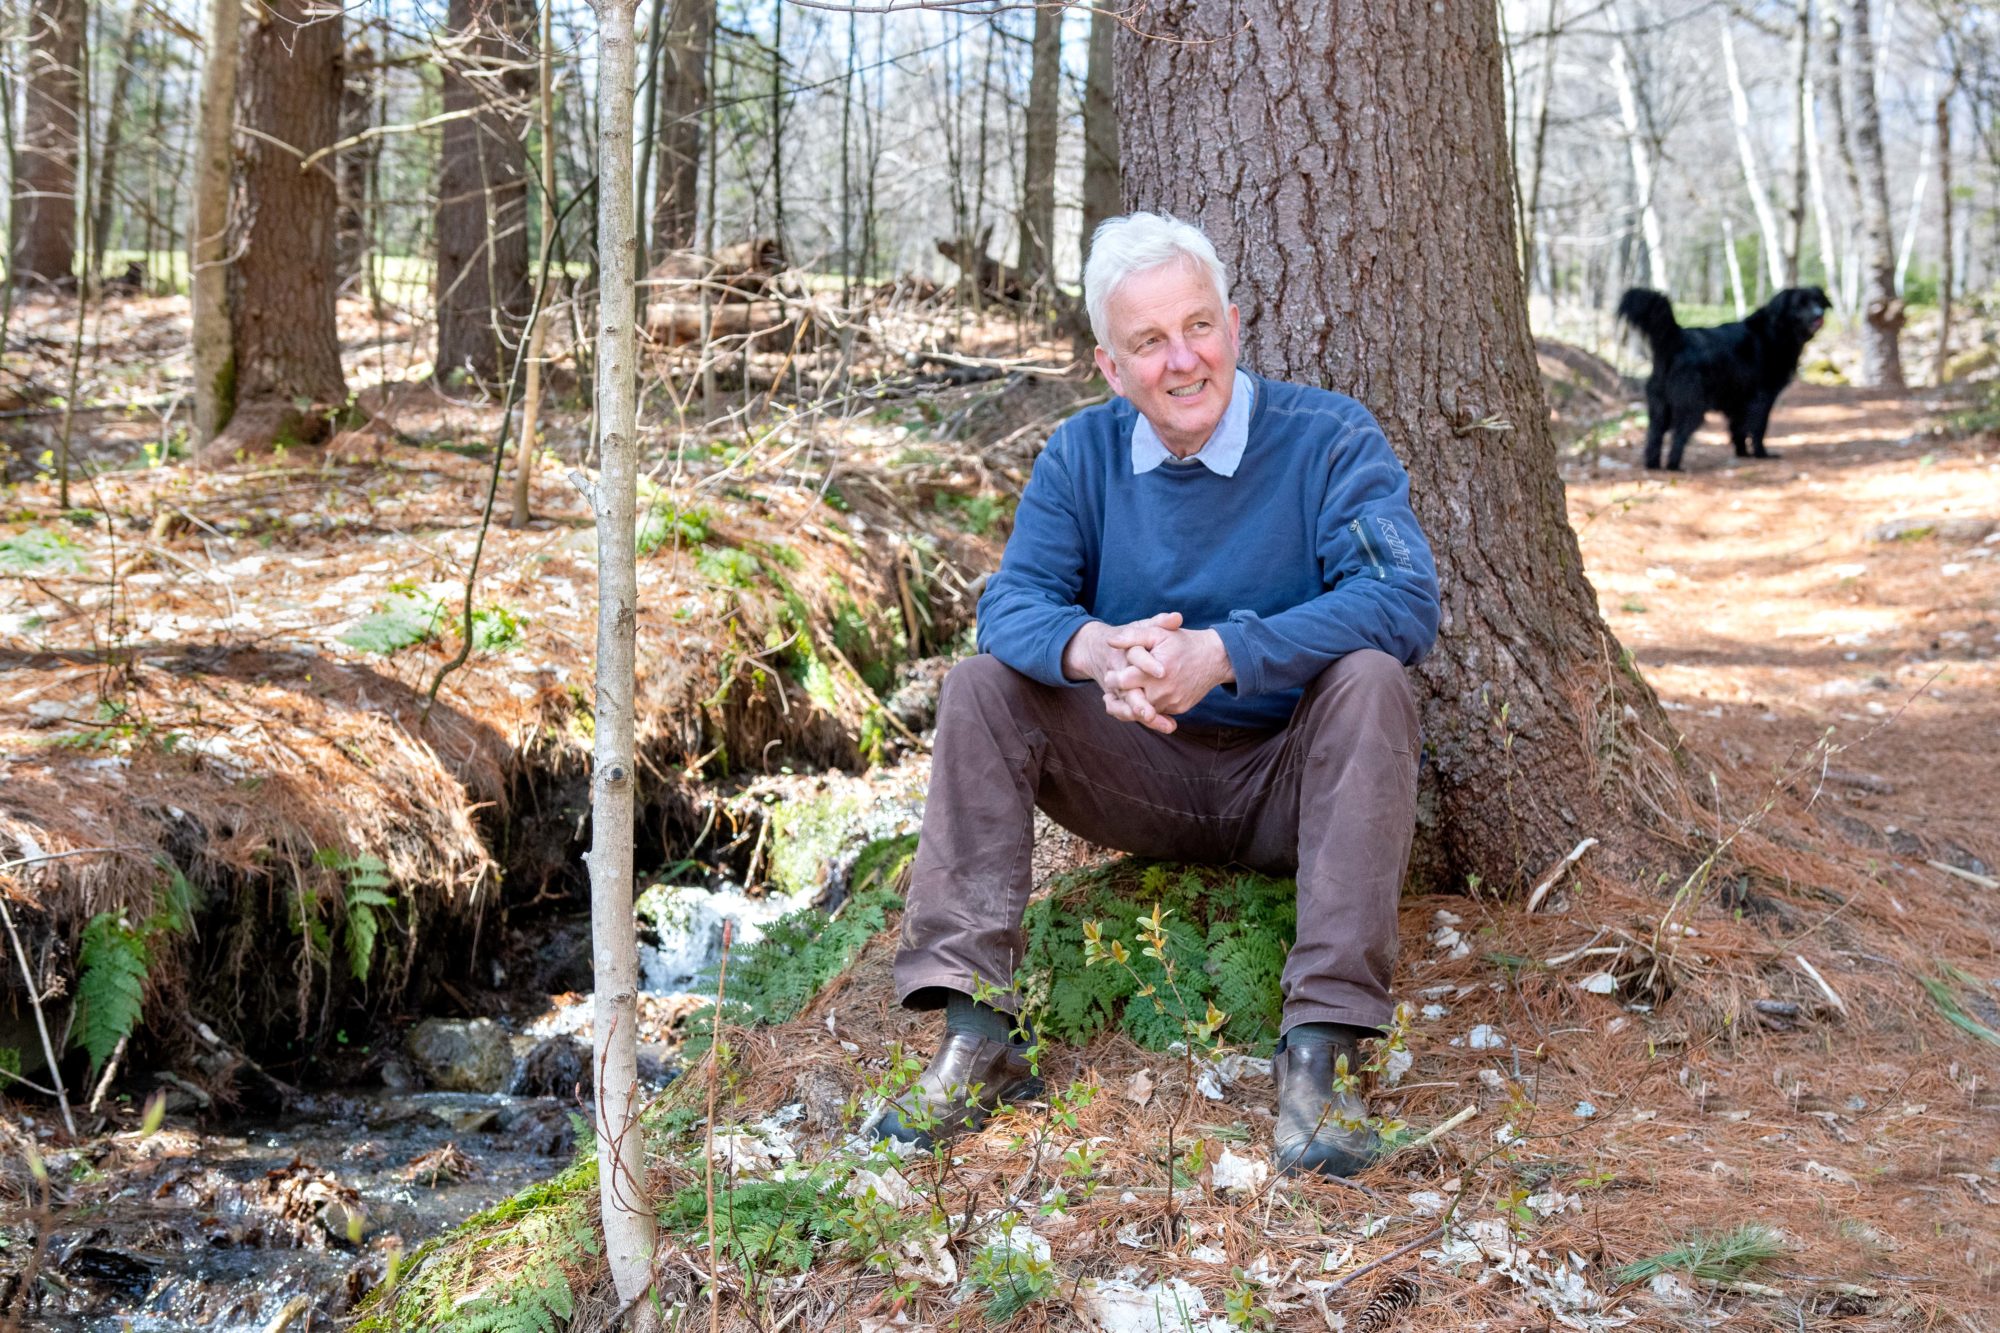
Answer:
[{"xmin": 1616, "ymin": 287, "xmax": 1682, "ymax": 365}]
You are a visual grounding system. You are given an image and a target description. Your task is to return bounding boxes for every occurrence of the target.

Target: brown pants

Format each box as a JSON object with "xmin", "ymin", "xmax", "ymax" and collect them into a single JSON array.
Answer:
[{"xmin": 892, "ymin": 650, "xmax": 1420, "ymax": 1034}]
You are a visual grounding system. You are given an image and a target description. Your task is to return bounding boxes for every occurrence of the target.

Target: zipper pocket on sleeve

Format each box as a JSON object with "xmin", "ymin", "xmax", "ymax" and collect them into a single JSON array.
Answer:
[{"xmin": 1350, "ymin": 519, "xmax": 1385, "ymax": 579}]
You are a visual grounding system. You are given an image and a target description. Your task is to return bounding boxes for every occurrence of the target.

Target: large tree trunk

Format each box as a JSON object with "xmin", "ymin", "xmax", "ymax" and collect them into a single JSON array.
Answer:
[
  {"xmin": 1079, "ymin": 0, "xmax": 1119, "ymax": 262},
  {"xmin": 1017, "ymin": 0, "xmax": 1061, "ymax": 288},
  {"xmin": 12, "ymin": 0, "xmax": 83, "ymax": 288},
  {"xmin": 190, "ymin": 0, "xmax": 240, "ymax": 447},
  {"xmin": 586, "ymin": 0, "xmax": 657, "ymax": 1316},
  {"xmin": 435, "ymin": 0, "xmax": 533, "ymax": 385},
  {"xmin": 1118, "ymin": 0, "xmax": 1681, "ymax": 889},
  {"xmin": 212, "ymin": 0, "xmax": 346, "ymax": 455},
  {"xmin": 1840, "ymin": 0, "xmax": 1905, "ymax": 389},
  {"xmin": 651, "ymin": 0, "xmax": 709, "ymax": 253}
]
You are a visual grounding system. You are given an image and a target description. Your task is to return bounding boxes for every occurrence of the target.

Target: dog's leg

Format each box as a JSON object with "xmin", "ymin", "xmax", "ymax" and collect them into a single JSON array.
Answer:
[
  {"xmin": 1745, "ymin": 396, "xmax": 1779, "ymax": 458},
  {"xmin": 1644, "ymin": 394, "xmax": 1669, "ymax": 470},
  {"xmin": 1666, "ymin": 418, "xmax": 1700, "ymax": 471},
  {"xmin": 1728, "ymin": 413, "xmax": 1750, "ymax": 457}
]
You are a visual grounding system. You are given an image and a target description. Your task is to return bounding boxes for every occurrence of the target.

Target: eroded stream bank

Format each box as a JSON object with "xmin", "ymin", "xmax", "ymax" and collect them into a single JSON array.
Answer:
[{"xmin": 3, "ymin": 747, "xmax": 937, "ymax": 1330}]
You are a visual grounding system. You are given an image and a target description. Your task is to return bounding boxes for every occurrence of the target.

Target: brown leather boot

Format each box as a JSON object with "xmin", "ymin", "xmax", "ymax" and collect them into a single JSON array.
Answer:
[
  {"xmin": 874, "ymin": 1032, "xmax": 1040, "ymax": 1148},
  {"xmin": 1272, "ymin": 1036, "xmax": 1380, "ymax": 1178}
]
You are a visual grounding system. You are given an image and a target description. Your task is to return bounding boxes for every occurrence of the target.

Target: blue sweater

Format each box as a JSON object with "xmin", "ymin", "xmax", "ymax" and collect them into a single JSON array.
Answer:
[{"xmin": 976, "ymin": 372, "xmax": 1440, "ymax": 729}]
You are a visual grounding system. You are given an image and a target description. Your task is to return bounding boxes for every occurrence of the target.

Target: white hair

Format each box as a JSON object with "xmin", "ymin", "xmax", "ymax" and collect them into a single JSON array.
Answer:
[{"xmin": 1082, "ymin": 212, "xmax": 1230, "ymax": 352}]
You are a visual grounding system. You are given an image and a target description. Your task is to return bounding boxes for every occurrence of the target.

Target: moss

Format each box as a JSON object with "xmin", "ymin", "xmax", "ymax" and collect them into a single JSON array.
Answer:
[{"xmin": 767, "ymin": 789, "xmax": 868, "ymax": 900}]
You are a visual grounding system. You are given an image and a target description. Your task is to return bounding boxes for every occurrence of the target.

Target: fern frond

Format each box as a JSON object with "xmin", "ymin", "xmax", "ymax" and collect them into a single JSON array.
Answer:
[{"xmin": 75, "ymin": 914, "xmax": 149, "ymax": 1072}]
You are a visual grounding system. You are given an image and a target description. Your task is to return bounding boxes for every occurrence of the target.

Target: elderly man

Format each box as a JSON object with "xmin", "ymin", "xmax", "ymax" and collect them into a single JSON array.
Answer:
[{"xmin": 879, "ymin": 213, "xmax": 1438, "ymax": 1178}]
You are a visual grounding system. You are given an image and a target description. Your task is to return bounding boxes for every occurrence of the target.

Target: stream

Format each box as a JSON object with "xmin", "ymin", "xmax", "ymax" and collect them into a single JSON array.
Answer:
[{"xmin": 8, "ymin": 769, "xmax": 927, "ymax": 1329}]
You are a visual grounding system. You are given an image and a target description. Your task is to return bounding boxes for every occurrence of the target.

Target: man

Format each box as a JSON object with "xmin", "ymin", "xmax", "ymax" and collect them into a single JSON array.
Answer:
[{"xmin": 879, "ymin": 213, "xmax": 1438, "ymax": 1178}]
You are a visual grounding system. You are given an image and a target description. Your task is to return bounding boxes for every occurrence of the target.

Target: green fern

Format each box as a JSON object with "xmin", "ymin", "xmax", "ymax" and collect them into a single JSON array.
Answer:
[
  {"xmin": 1022, "ymin": 862, "xmax": 1297, "ymax": 1053},
  {"xmin": 74, "ymin": 915, "xmax": 149, "ymax": 1073}
]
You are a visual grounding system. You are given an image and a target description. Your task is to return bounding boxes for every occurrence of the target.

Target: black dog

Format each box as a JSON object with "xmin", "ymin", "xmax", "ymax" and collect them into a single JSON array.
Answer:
[{"xmin": 1616, "ymin": 286, "xmax": 1830, "ymax": 470}]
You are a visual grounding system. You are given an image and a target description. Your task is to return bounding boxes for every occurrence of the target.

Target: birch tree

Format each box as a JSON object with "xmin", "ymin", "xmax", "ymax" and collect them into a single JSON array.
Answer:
[
  {"xmin": 1609, "ymin": 36, "xmax": 1667, "ymax": 290},
  {"xmin": 1840, "ymin": 0, "xmax": 1905, "ymax": 389},
  {"xmin": 1721, "ymin": 18, "xmax": 1787, "ymax": 294},
  {"xmin": 584, "ymin": 0, "xmax": 658, "ymax": 1318}
]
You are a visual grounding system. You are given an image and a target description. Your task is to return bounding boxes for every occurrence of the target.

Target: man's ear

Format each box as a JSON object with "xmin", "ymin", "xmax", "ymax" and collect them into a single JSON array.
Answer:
[
  {"xmin": 1094, "ymin": 344, "xmax": 1125, "ymax": 397},
  {"xmin": 1227, "ymin": 304, "xmax": 1241, "ymax": 352}
]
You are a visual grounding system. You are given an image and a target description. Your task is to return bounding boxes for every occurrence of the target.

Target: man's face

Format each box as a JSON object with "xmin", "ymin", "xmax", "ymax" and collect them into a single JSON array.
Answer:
[{"xmin": 1093, "ymin": 259, "xmax": 1241, "ymax": 458}]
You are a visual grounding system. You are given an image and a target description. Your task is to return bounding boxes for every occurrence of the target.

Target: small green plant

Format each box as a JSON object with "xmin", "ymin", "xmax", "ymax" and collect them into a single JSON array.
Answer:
[
  {"xmin": 695, "ymin": 544, "xmax": 762, "ymax": 588},
  {"xmin": 315, "ymin": 850, "xmax": 398, "ymax": 982},
  {"xmin": 635, "ymin": 486, "xmax": 711, "ymax": 557},
  {"xmin": 0, "ymin": 526, "xmax": 87, "ymax": 573},
  {"xmin": 73, "ymin": 865, "xmax": 195, "ymax": 1072},
  {"xmin": 1027, "ymin": 863, "xmax": 1294, "ymax": 1052},
  {"xmin": 1613, "ymin": 1223, "xmax": 1785, "ymax": 1285},
  {"xmin": 935, "ymin": 491, "xmax": 1013, "ymax": 536},
  {"xmin": 1223, "ymin": 1270, "xmax": 1275, "ymax": 1329},
  {"xmin": 968, "ymin": 1222, "xmax": 1058, "ymax": 1321},
  {"xmin": 471, "ymin": 604, "xmax": 525, "ymax": 651},
  {"xmin": 340, "ymin": 584, "xmax": 450, "ymax": 654}
]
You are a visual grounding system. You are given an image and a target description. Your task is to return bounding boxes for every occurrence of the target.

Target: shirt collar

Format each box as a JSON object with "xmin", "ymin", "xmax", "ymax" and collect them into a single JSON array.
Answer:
[{"xmin": 1129, "ymin": 369, "xmax": 1256, "ymax": 476}]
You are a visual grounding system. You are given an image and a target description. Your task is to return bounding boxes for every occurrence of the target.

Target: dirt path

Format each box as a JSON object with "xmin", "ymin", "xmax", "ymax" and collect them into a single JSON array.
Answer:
[{"xmin": 1566, "ymin": 383, "xmax": 1998, "ymax": 878}]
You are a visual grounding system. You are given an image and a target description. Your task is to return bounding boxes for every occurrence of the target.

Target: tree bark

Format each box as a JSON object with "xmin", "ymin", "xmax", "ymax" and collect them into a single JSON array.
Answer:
[
  {"xmin": 511, "ymin": 0, "xmax": 556, "ymax": 528},
  {"xmin": 1820, "ymin": 11, "xmax": 1863, "ymax": 313},
  {"xmin": 1018, "ymin": 0, "xmax": 1061, "ymax": 288},
  {"xmin": 336, "ymin": 37, "xmax": 379, "ymax": 292},
  {"xmin": 1839, "ymin": 0, "xmax": 1905, "ymax": 389},
  {"xmin": 89, "ymin": 0, "xmax": 146, "ymax": 279},
  {"xmin": 1117, "ymin": 0, "xmax": 1681, "ymax": 890},
  {"xmin": 436, "ymin": 0, "xmax": 534, "ymax": 384},
  {"xmin": 12, "ymin": 0, "xmax": 83, "ymax": 287},
  {"xmin": 586, "ymin": 0, "xmax": 657, "ymax": 1315},
  {"xmin": 1934, "ymin": 83, "xmax": 1953, "ymax": 387},
  {"xmin": 190, "ymin": 0, "xmax": 240, "ymax": 448},
  {"xmin": 1080, "ymin": 0, "xmax": 1120, "ymax": 263},
  {"xmin": 1783, "ymin": 0, "xmax": 1810, "ymax": 285},
  {"xmin": 212, "ymin": 0, "xmax": 346, "ymax": 454},
  {"xmin": 651, "ymin": 0, "xmax": 709, "ymax": 253}
]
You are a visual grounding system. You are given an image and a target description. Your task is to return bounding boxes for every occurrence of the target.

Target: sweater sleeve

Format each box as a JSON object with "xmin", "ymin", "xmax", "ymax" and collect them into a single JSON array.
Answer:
[
  {"xmin": 1209, "ymin": 411, "xmax": 1440, "ymax": 697},
  {"xmin": 973, "ymin": 436, "xmax": 1096, "ymax": 687}
]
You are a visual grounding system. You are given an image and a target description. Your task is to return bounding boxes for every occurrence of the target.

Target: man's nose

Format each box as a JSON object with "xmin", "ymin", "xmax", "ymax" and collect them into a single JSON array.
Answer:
[{"xmin": 1165, "ymin": 337, "xmax": 1199, "ymax": 372}]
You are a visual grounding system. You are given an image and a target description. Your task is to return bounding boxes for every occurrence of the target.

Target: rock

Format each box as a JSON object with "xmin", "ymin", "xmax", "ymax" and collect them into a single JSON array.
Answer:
[
  {"xmin": 1865, "ymin": 515, "xmax": 1996, "ymax": 544},
  {"xmin": 318, "ymin": 1197, "xmax": 369, "ymax": 1245},
  {"xmin": 885, "ymin": 657, "xmax": 952, "ymax": 732},
  {"xmin": 406, "ymin": 1018, "xmax": 514, "ymax": 1093},
  {"xmin": 794, "ymin": 1065, "xmax": 852, "ymax": 1129},
  {"xmin": 377, "ymin": 1059, "xmax": 416, "ymax": 1092},
  {"xmin": 637, "ymin": 1042, "xmax": 677, "ymax": 1087},
  {"xmin": 514, "ymin": 1035, "xmax": 592, "ymax": 1098}
]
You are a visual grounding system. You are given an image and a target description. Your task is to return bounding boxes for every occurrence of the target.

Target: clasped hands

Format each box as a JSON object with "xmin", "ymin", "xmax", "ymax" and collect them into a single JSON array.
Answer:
[{"xmin": 1062, "ymin": 612, "xmax": 1234, "ymax": 734}]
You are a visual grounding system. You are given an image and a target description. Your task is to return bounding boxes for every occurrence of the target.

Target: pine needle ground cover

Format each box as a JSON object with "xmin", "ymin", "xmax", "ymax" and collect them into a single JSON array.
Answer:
[{"xmin": 376, "ymin": 814, "xmax": 2000, "ymax": 1332}]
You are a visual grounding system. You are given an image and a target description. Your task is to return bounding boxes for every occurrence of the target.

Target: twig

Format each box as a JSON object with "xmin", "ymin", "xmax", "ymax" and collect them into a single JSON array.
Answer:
[
  {"xmin": 1323, "ymin": 1224, "xmax": 1446, "ymax": 1294},
  {"xmin": 86, "ymin": 1033, "xmax": 129, "ymax": 1115},
  {"xmin": 1793, "ymin": 955, "xmax": 1848, "ymax": 1017},
  {"xmin": 0, "ymin": 895, "xmax": 76, "ymax": 1136},
  {"xmin": 1928, "ymin": 860, "xmax": 1998, "ymax": 891},
  {"xmin": 1398, "ymin": 1104, "xmax": 1478, "ymax": 1157},
  {"xmin": 259, "ymin": 1295, "xmax": 311, "ymax": 1333},
  {"xmin": 706, "ymin": 920, "xmax": 733, "ymax": 1333},
  {"xmin": 1525, "ymin": 836, "xmax": 1598, "ymax": 912}
]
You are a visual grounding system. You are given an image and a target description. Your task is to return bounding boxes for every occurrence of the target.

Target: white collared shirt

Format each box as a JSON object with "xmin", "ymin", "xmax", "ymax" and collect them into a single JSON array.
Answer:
[{"xmin": 1129, "ymin": 369, "xmax": 1256, "ymax": 477}]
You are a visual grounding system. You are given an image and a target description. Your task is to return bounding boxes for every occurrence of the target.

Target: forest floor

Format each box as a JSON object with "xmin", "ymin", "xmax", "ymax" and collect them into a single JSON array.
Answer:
[{"xmin": 2, "ymin": 286, "xmax": 1999, "ymax": 1330}]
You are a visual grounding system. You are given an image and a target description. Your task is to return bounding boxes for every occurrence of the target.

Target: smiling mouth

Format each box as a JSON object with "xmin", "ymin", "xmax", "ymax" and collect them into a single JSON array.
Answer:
[{"xmin": 1166, "ymin": 380, "xmax": 1207, "ymax": 399}]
